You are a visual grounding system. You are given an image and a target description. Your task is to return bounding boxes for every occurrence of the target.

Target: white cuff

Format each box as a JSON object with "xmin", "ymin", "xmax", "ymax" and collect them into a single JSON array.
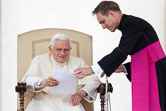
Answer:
[
  {"xmin": 91, "ymin": 63, "xmax": 104, "ymax": 76},
  {"xmin": 123, "ymin": 65, "xmax": 128, "ymax": 75},
  {"xmin": 25, "ymin": 76, "xmax": 43, "ymax": 92},
  {"xmin": 81, "ymin": 81, "xmax": 101, "ymax": 102},
  {"xmin": 91, "ymin": 63, "xmax": 127, "ymax": 77}
]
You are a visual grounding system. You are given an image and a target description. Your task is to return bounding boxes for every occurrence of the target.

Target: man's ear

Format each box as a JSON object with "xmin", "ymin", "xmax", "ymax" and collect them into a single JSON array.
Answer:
[
  {"xmin": 108, "ymin": 10, "xmax": 115, "ymax": 17},
  {"xmin": 48, "ymin": 46, "xmax": 52, "ymax": 52}
]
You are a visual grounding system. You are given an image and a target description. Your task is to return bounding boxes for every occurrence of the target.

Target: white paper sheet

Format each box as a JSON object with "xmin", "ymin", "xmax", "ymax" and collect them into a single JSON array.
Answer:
[{"xmin": 50, "ymin": 69, "xmax": 77, "ymax": 94}]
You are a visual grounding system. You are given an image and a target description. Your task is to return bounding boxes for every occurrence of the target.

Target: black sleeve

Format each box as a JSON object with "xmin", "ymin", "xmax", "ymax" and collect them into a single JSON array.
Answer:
[
  {"xmin": 124, "ymin": 62, "xmax": 131, "ymax": 82},
  {"xmin": 98, "ymin": 48, "xmax": 127, "ymax": 77}
]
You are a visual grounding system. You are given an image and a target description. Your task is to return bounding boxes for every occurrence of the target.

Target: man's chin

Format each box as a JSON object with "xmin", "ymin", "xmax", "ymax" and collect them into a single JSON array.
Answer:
[
  {"xmin": 57, "ymin": 59, "xmax": 66, "ymax": 63},
  {"xmin": 110, "ymin": 29, "xmax": 116, "ymax": 32},
  {"xmin": 107, "ymin": 28, "xmax": 116, "ymax": 32},
  {"xmin": 58, "ymin": 61, "xmax": 65, "ymax": 63}
]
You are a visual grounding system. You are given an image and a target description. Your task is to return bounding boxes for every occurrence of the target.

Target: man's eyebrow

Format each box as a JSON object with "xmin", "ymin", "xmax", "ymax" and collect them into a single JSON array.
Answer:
[{"xmin": 56, "ymin": 48, "xmax": 70, "ymax": 50}]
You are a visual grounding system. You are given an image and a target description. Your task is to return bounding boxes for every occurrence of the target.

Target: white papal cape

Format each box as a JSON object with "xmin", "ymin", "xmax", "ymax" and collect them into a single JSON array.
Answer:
[{"xmin": 22, "ymin": 53, "xmax": 101, "ymax": 111}]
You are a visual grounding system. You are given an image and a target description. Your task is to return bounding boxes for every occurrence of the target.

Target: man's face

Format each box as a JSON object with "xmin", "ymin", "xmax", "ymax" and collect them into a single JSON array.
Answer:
[
  {"xmin": 49, "ymin": 40, "xmax": 71, "ymax": 63},
  {"xmin": 96, "ymin": 11, "xmax": 118, "ymax": 32}
]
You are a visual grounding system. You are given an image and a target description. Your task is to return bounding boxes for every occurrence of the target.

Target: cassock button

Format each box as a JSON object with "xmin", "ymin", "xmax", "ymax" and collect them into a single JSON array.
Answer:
[
  {"xmin": 148, "ymin": 57, "xmax": 152, "ymax": 60},
  {"xmin": 149, "ymin": 61, "xmax": 154, "ymax": 65}
]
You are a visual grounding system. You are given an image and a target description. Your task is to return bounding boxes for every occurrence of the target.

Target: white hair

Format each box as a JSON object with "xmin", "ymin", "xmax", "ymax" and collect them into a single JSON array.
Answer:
[{"xmin": 50, "ymin": 33, "xmax": 72, "ymax": 48}]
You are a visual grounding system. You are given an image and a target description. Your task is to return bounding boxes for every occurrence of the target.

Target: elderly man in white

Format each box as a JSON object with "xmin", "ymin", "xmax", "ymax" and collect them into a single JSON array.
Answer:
[{"xmin": 22, "ymin": 33, "xmax": 101, "ymax": 111}]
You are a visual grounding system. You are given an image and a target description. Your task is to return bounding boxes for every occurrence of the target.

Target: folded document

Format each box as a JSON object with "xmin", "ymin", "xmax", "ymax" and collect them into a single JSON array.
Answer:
[{"xmin": 50, "ymin": 69, "xmax": 77, "ymax": 94}]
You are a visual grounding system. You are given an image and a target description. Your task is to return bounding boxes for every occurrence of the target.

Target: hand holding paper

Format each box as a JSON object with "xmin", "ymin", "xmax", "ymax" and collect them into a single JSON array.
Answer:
[
  {"xmin": 50, "ymin": 69, "xmax": 78, "ymax": 94},
  {"xmin": 40, "ymin": 77, "xmax": 59, "ymax": 87}
]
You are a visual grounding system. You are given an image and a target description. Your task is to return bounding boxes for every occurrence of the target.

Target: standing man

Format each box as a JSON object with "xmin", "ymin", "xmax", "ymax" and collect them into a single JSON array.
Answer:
[{"xmin": 74, "ymin": 1, "xmax": 166, "ymax": 111}]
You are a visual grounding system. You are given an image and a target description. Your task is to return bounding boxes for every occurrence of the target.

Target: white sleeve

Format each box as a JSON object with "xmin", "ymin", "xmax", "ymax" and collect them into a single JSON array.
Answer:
[
  {"xmin": 25, "ymin": 76, "xmax": 44, "ymax": 92},
  {"xmin": 91, "ymin": 63, "xmax": 104, "ymax": 76},
  {"xmin": 81, "ymin": 81, "xmax": 101, "ymax": 103},
  {"xmin": 123, "ymin": 65, "xmax": 128, "ymax": 75},
  {"xmin": 91, "ymin": 63, "xmax": 128, "ymax": 76}
]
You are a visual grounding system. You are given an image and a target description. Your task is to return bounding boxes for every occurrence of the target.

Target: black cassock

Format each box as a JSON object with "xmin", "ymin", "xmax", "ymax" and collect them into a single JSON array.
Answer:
[{"xmin": 98, "ymin": 14, "xmax": 166, "ymax": 111}]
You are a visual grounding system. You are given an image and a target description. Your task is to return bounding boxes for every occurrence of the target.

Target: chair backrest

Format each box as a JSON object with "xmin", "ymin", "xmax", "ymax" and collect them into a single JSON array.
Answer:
[{"xmin": 17, "ymin": 28, "xmax": 93, "ymax": 111}]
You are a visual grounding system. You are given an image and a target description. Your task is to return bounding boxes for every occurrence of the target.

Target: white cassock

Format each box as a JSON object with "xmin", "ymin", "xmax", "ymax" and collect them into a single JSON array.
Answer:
[{"xmin": 22, "ymin": 53, "xmax": 101, "ymax": 111}]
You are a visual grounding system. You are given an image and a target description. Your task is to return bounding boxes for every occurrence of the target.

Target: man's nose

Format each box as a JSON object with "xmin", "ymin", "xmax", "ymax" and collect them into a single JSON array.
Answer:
[{"xmin": 60, "ymin": 50, "xmax": 65, "ymax": 55}]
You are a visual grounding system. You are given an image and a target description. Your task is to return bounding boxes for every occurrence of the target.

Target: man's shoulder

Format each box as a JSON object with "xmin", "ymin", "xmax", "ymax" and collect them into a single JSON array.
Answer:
[
  {"xmin": 32, "ymin": 53, "xmax": 50, "ymax": 62},
  {"xmin": 69, "ymin": 56, "xmax": 84, "ymax": 62},
  {"xmin": 125, "ymin": 14, "xmax": 149, "ymax": 25},
  {"xmin": 68, "ymin": 56, "xmax": 87, "ymax": 67}
]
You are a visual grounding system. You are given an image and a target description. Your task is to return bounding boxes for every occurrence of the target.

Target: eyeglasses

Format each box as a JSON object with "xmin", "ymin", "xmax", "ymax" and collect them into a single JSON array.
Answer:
[{"xmin": 55, "ymin": 48, "xmax": 70, "ymax": 53}]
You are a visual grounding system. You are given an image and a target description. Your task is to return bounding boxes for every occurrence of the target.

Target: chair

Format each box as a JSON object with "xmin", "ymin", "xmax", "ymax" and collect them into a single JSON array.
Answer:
[{"xmin": 16, "ymin": 28, "xmax": 113, "ymax": 111}]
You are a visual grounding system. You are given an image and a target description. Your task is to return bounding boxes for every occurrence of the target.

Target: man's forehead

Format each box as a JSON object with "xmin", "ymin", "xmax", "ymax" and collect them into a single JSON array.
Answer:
[
  {"xmin": 55, "ymin": 39, "xmax": 69, "ymax": 44},
  {"xmin": 56, "ymin": 39, "xmax": 69, "ymax": 42},
  {"xmin": 54, "ymin": 40, "xmax": 70, "ymax": 47},
  {"xmin": 96, "ymin": 13, "xmax": 105, "ymax": 22}
]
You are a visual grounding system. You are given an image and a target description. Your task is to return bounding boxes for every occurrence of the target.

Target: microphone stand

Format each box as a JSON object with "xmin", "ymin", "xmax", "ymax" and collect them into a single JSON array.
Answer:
[
  {"xmin": 105, "ymin": 75, "xmax": 112, "ymax": 111},
  {"xmin": 98, "ymin": 74, "xmax": 113, "ymax": 111}
]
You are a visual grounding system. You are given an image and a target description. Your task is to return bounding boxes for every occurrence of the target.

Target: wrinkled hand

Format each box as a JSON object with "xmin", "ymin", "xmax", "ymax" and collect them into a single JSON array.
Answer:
[
  {"xmin": 74, "ymin": 67, "xmax": 93, "ymax": 79},
  {"xmin": 69, "ymin": 90, "xmax": 86, "ymax": 106},
  {"xmin": 114, "ymin": 64, "xmax": 125, "ymax": 73},
  {"xmin": 40, "ymin": 77, "xmax": 59, "ymax": 87}
]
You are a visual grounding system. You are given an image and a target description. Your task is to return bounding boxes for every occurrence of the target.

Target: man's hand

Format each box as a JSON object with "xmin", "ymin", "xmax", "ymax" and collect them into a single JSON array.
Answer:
[
  {"xmin": 69, "ymin": 90, "xmax": 86, "ymax": 106},
  {"xmin": 40, "ymin": 77, "xmax": 59, "ymax": 87},
  {"xmin": 114, "ymin": 64, "xmax": 125, "ymax": 73},
  {"xmin": 74, "ymin": 67, "xmax": 93, "ymax": 79}
]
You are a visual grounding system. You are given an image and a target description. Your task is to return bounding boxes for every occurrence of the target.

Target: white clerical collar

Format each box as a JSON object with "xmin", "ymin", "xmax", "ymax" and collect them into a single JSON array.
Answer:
[{"xmin": 50, "ymin": 55, "xmax": 68, "ymax": 67}]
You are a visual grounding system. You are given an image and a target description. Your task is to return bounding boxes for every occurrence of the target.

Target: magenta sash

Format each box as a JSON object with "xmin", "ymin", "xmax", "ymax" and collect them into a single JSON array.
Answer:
[{"xmin": 131, "ymin": 41, "xmax": 165, "ymax": 111}]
